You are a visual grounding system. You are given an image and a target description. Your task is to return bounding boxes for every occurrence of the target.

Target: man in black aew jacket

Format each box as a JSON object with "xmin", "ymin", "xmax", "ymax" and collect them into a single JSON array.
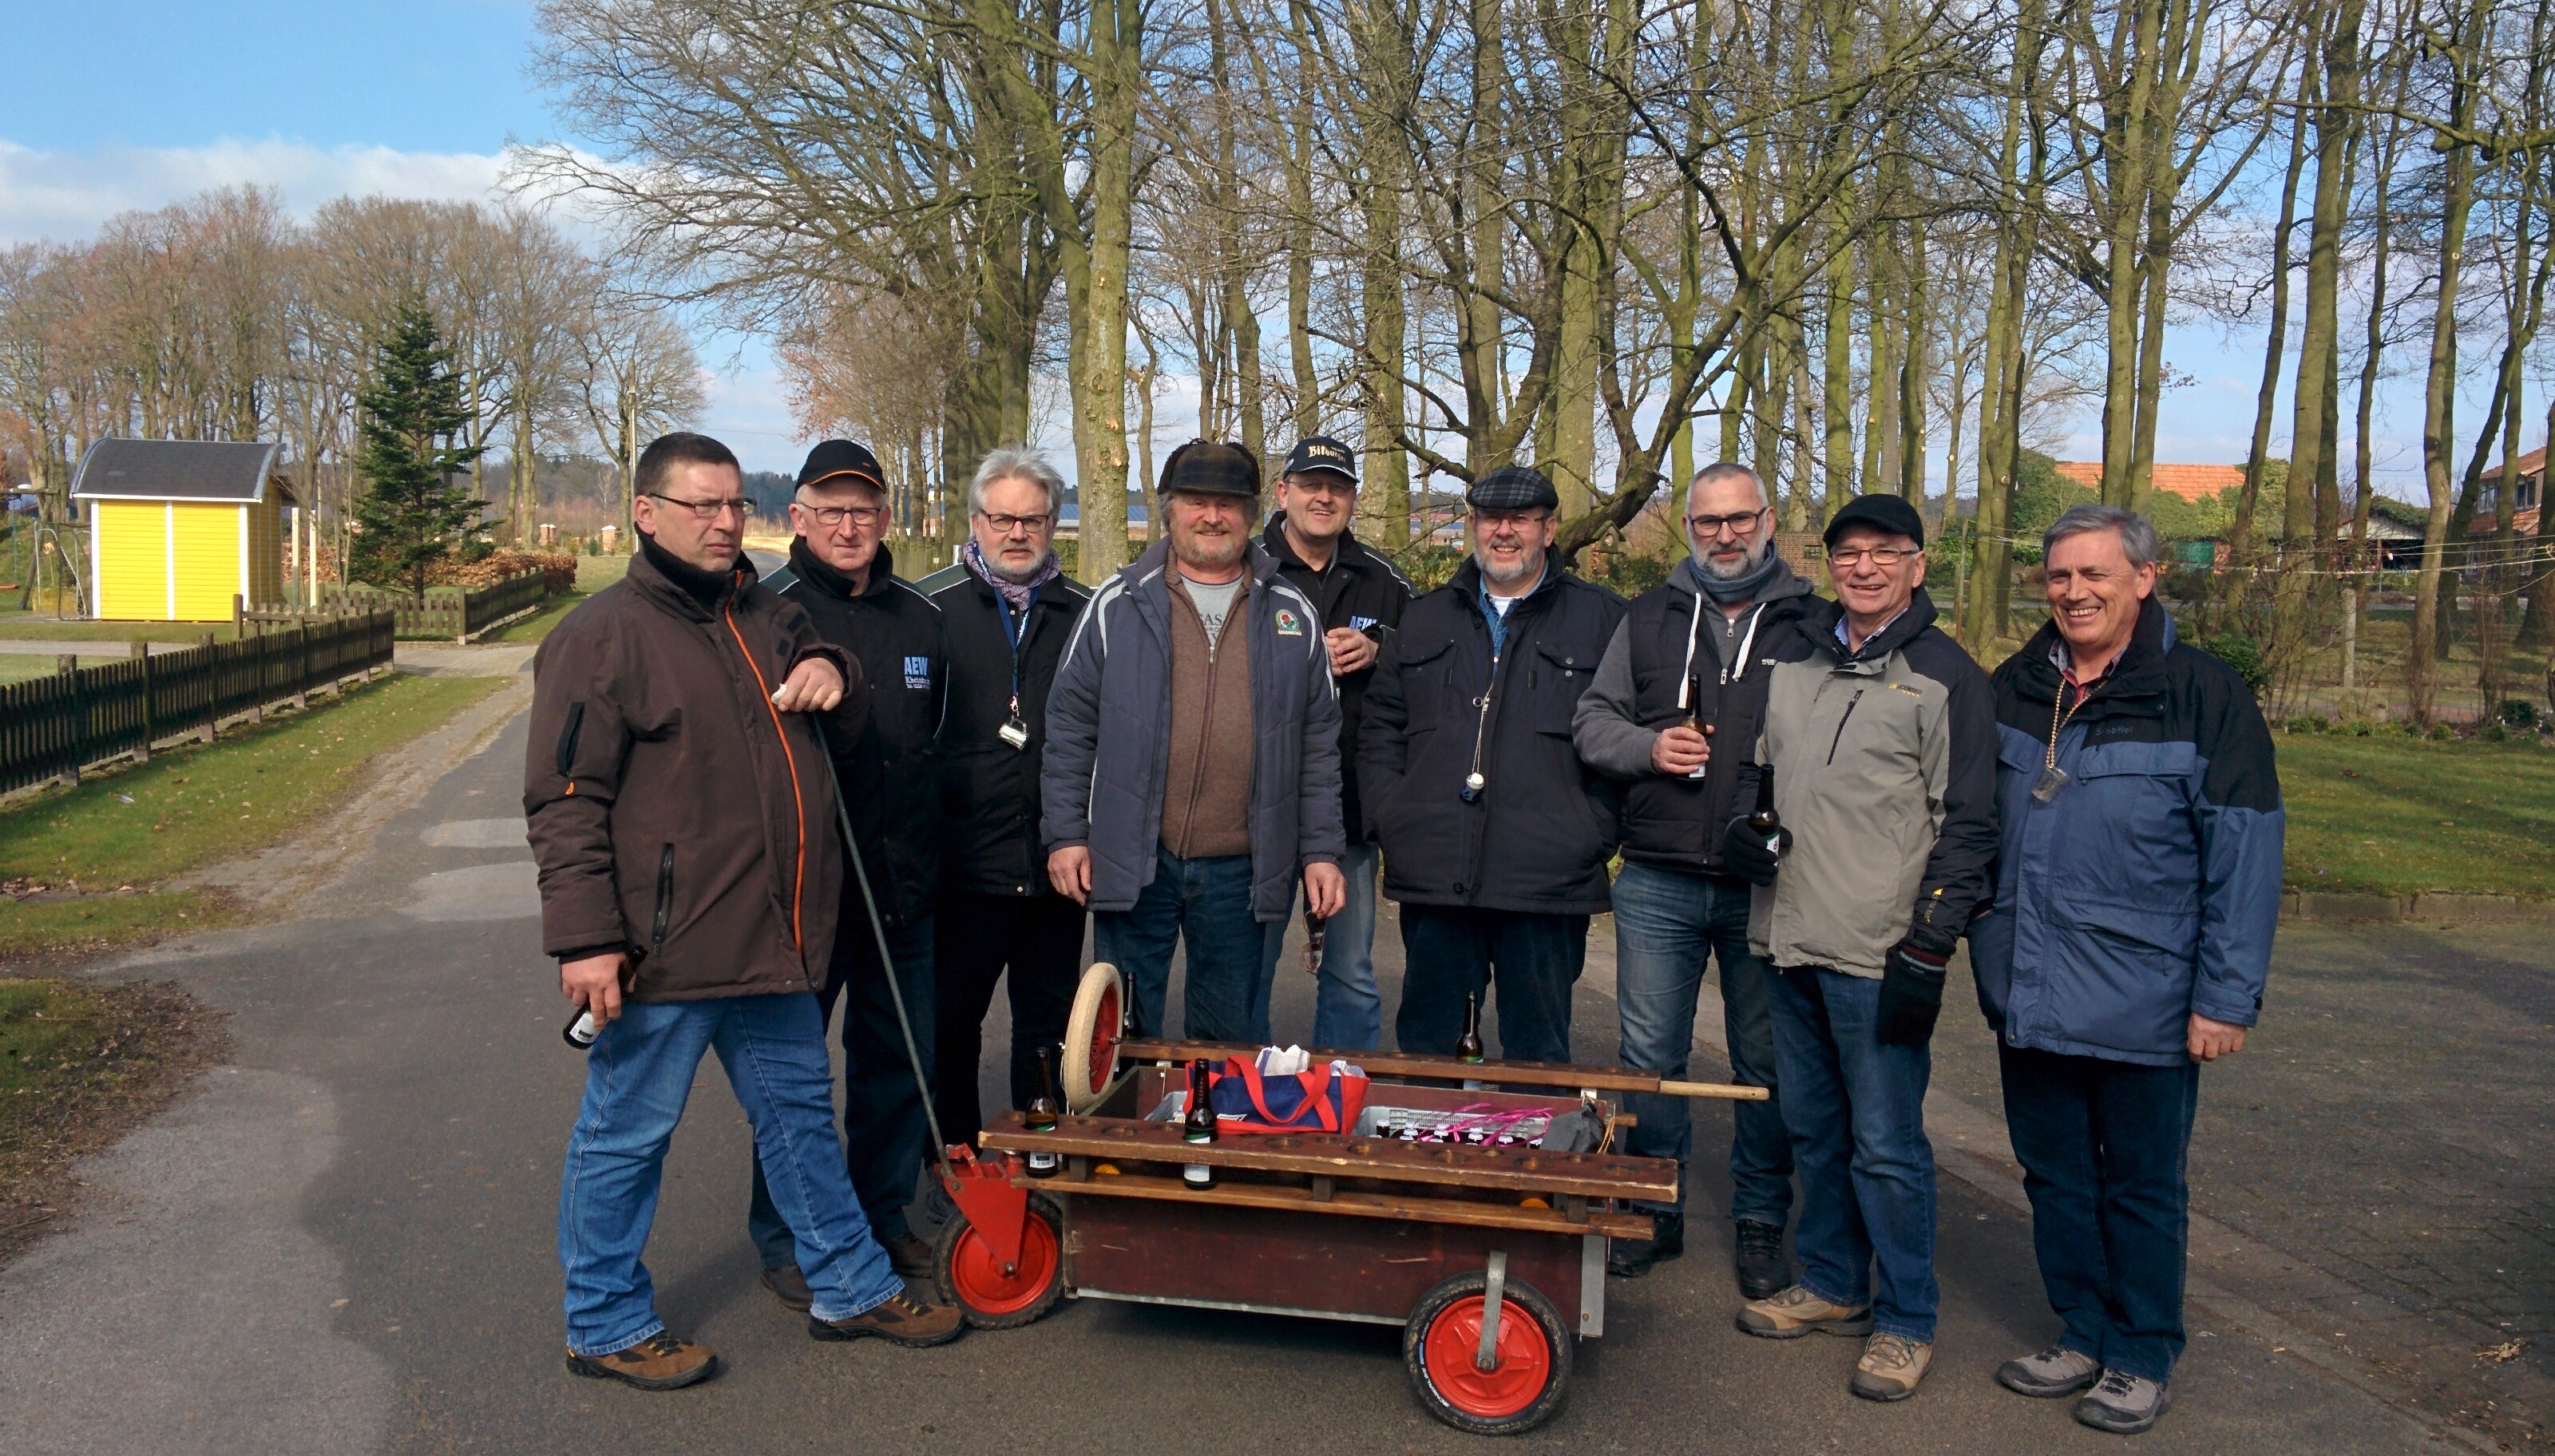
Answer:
[
  {"xmin": 918, "ymin": 448, "xmax": 1092, "ymax": 1154},
  {"xmin": 1257, "ymin": 435, "xmax": 1414, "ymax": 1050},
  {"xmin": 1357, "ymin": 465, "xmax": 1627, "ymax": 1064},
  {"xmin": 747, "ymin": 439, "xmax": 947, "ymax": 1295}
]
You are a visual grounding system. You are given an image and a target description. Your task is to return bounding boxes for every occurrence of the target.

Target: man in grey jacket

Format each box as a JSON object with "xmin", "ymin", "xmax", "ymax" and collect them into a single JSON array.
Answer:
[
  {"xmin": 1574, "ymin": 462, "xmax": 1815, "ymax": 1289},
  {"xmin": 1719, "ymin": 493, "xmax": 1998, "ymax": 1405},
  {"xmin": 1043, "ymin": 440, "xmax": 1348, "ymax": 1043}
]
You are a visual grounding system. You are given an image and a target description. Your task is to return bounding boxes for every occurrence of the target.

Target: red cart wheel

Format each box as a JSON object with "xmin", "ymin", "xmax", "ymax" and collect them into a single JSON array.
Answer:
[
  {"xmin": 1403, "ymin": 1272, "xmax": 1571, "ymax": 1435},
  {"xmin": 934, "ymin": 1193, "xmax": 1067, "ymax": 1329}
]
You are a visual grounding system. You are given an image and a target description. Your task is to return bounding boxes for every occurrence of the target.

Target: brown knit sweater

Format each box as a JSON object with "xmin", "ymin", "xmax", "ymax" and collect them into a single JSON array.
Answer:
[{"xmin": 1159, "ymin": 576, "xmax": 1255, "ymax": 858}]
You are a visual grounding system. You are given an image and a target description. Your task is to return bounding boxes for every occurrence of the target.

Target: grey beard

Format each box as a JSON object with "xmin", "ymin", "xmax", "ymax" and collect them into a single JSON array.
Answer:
[
  {"xmin": 986, "ymin": 552, "xmax": 1049, "ymax": 584},
  {"xmin": 1477, "ymin": 547, "xmax": 1543, "ymax": 588},
  {"xmin": 1173, "ymin": 533, "xmax": 1246, "ymax": 572},
  {"xmin": 1695, "ymin": 536, "xmax": 1770, "ymax": 580}
]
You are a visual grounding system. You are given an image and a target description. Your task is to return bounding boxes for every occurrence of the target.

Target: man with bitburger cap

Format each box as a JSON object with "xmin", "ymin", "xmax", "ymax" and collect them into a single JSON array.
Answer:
[
  {"xmin": 744, "ymin": 438, "xmax": 949, "ymax": 1298},
  {"xmin": 1357, "ymin": 464, "xmax": 1626, "ymax": 1065},
  {"xmin": 1718, "ymin": 492, "xmax": 1996, "ymax": 1404},
  {"xmin": 1257, "ymin": 435, "xmax": 1416, "ymax": 1050}
]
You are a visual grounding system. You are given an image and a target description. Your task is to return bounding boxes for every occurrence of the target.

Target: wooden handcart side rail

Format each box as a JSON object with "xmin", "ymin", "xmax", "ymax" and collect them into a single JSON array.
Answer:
[
  {"xmin": 1117, "ymin": 1037, "xmax": 1769, "ymax": 1102},
  {"xmin": 1012, "ymin": 1169, "xmax": 1655, "ymax": 1240},
  {"xmin": 979, "ymin": 1112, "xmax": 1679, "ymax": 1203}
]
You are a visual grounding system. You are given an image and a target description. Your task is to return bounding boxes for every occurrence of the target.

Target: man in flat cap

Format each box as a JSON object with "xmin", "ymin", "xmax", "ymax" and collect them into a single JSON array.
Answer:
[
  {"xmin": 1042, "ymin": 440, "xmax": 1347, "ymax": 1042},
  {"xmin": 1258, "ymin": 436, "xmax": 1416, "ymax": 1050},
  {"xmin": 1358, "ymin": 465, "xmax": 1626, "ymax": 1063},
  {"xmin": 1720, "ymin": 493, "xmax": 1997, "ymax": 1405}
]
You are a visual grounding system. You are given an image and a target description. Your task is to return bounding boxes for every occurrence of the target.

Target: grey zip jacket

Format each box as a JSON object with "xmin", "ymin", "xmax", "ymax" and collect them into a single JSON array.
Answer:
[
  {"xmin": 1041, "ymin": 538, "xmax": 1345, "ymax": 919},
  {"xmin": 1745, "ymin": 592, "xmax": 1998, "ymax": 976}
]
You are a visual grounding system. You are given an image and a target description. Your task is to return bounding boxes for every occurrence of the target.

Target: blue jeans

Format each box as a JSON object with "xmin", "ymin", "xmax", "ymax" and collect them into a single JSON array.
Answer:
[
  {"xmin": 1395, "ymin": 904, "xmax": 1587, "ymax": 1065},
  {"xmin": 749, "ymin": 913, "xmax": 934, "ymax": 1264},
  {"xmin": 1094, "ymin": 845, "xmax": 1274, "ymax": 1043},
  {"xmin": 1765, "ymin": 965, "xmax": 1938, "ymax": 1343},
  {"xmin": 559, "ymin": 994, "xmax": 903, "ymax": 1356},
  {"xmin": 1610, "ymin": 861, "xmax": 1793, "ymax": 1226},
  {"xmin": 1255, "ymin": 843, "xmax": 1384, "ymax": 1050},
  {"xmin": 2000, "ymin": 1043, "xmax": 2202, "ymax": 1383}
]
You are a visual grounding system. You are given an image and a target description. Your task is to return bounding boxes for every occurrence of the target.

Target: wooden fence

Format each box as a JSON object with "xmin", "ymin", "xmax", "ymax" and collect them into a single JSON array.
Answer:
[
  {"xmin": 316, "ymin": 569, "xmax": 549, "ymax": 641},
  {"xmin": 0, "ymin": 611, "xmax": 396, "ymax": 796}
]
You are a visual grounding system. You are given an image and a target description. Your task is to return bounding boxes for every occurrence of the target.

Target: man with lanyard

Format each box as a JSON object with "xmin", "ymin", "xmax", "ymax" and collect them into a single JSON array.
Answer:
[
  {"xmin": 1256, "ymin": 435, "xmax": 1416, "ymax": 1050},
  {"xmin": 1574, "ymin": 461, "xmax": 1816, "ymax": 1288},
  {"xmin": 1972, "ymin": 504, "xmax": 2281, "ymax": 1434},
  {"xmin": 1357, "ymin": 465, "xmax": 1626, "ymax": 1064},
  {"xmin": 921, "ymin": 449, "xmax": 1093, "ymax": 1153},
  {"xmin": 748, "ymin": 439, "xmax": 947, "ymax": 1297}
]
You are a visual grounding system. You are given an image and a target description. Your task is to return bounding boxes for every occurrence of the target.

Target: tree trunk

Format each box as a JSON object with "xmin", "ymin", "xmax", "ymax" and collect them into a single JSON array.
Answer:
[
  {"xmin": 2412, "ymin": 21, "xmax": 2485, "ymax": 728},
  {"xmin": 2231, "ymin": 97, "xmax": 2310, "ymax": 626}
]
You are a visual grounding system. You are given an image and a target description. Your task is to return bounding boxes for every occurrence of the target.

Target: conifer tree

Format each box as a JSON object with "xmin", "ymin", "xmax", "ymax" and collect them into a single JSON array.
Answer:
[{"xmin": 351, "ymin": 303, "xmax": 486, "ymax": 596}]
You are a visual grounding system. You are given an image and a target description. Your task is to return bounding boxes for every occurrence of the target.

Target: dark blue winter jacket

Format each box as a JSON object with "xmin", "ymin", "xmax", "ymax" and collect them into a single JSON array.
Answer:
[{"xmin": 1970, "ymin": 598, "xmax": 2284, "ymax": 1066}]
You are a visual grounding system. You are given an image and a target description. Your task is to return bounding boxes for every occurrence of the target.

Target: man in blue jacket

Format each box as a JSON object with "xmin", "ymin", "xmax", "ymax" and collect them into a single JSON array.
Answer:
[
  {"xmin": 1042, "ymin": 440, "xmax": 1348, "ymax": 1042},
  {"xmin": 1971, "ymin": 504, "xmax": 2282, "ymax": 1436}
]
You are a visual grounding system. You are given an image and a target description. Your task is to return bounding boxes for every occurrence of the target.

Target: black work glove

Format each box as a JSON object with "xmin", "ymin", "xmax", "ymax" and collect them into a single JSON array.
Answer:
[
  {"xmin": 1875, "ymin": 941, "xmax": 1951, "ymax": 1046},
  {"xmin": 1719, "ymin": 817, "xmax": 1791, "ymax": 887}
]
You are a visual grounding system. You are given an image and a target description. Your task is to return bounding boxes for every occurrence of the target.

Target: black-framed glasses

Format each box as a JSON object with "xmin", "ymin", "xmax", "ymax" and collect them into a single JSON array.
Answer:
[
  {"xmin": 1687, "ymin": 508, "xmax": 1769, "ymax": 536},
  {"xmin": 975, "ymin": 510, "xmax": 1053, "ymax": 535},
  {"xmin": 645, "ymin": 493, "xmax": 748, "ymax": 520},
  {"xmin": 1473, "ymin": 509, "xmax": 1551, "ymax": 531},
  {"xmin": 800, "ymin": 503, "xmax": 887, "ymax": 528},
  {"xmin": 1828, "ymin": 547, "xmax": 1915, "ymax": 568}
]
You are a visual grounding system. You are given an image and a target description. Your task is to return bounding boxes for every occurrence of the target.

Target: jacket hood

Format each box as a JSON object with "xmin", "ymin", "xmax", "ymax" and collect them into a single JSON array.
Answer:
[
  {"xmin": 785, "ymin": 535, "xmax": 897, "ymax": 601},
  {"xmin": 1674, "ymin": 552, "xmax": 1816, "ymax": 607},
  {"xmin": 1795, "ymin": 585, "xmax": 1939, "ymax": 663}
]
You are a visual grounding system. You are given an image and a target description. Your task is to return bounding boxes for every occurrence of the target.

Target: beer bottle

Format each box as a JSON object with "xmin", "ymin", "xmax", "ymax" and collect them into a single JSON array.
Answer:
[
  {"xmin": 562, "ymin": 1007, "xmax": 599, "ymax": 1050},
  {"xmin": 1025, "ymin": 1045, "xmax": 1063, "ymax": 1178},
  {"xmin": 1748, "ymin": 800, "xmax": 1783, "ymax": 861},
  {"xmin": 1456, "ymin": 993, "xmax": 1486, "ymax": 1064},
  {"xmin": 1182, "ymin": 1058, "xmax": 1219, "ymax": 1190},
  {"xmin": 1682, "ymin": 674, "xmax": 1711, "ymax": 779}
]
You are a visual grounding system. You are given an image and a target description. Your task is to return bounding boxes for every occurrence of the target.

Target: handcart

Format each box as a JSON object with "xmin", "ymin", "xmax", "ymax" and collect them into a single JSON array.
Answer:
[{"xmin": 928, "ymin": 963, "xmax": 1766, "ymax": 1436}]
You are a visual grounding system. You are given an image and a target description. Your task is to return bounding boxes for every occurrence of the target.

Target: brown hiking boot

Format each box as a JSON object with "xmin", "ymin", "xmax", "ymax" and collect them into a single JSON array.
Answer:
[
  {"xmin": 564, "ymin": 1331, "xmax": 719, "ymax": 1390},
  {"xmin": 809, "ymin": 1290, "xmax": 965, "ymax": 1348},
  {"xmin": 763, "ymin": 1264, "xmax": 814, "ymax": 1312},
  {"xmin": 881, "ymin": 1232, "xmax": 935, "ymax": 1280},
  {"xmin": 1851, "ymin": 1331, "xmax": 1933, "ymax": 1400},
  {"xmin": 1734, "ymin": 1284, "xmax": 1875, "ymax": 1339}
]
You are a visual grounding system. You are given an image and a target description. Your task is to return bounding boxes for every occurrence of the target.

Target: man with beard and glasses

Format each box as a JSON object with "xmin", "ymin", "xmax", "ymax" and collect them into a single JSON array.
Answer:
[
  {"xmin": 919, "ymin": 449, "xmax": 1092, "ymax": 1153},
  {"xmin": 1042, "ymin": 440, "xmax": 1348, "ymax": 1043},
  {"xmin": 1357, "ymin": 465, "xmax": 1626, "ymax": 1066},
  {"xmin": 1574, "ymin": 462, "xmax": 1813, "ymax": 1289}
]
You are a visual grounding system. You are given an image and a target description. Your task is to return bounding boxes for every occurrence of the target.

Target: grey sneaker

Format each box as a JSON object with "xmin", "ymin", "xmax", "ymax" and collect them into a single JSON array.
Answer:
[
  {"xmin": 1850, "ymin": 1331, "xmax": 1933, "ymax": 1401},
  {"xmin": 1998, "ymin": 1344, "xmax": 2101, "ymax": 1398},
  {"xmin": 2074, "ymin": 1367, "xmax": 2173, "ymax": 1434}
]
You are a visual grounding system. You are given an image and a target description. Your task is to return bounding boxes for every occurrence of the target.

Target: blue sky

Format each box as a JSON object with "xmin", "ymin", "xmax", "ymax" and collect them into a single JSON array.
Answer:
[{"xmin": 0, "ymin": 2, "xmax": 2504, "ymax": 498}]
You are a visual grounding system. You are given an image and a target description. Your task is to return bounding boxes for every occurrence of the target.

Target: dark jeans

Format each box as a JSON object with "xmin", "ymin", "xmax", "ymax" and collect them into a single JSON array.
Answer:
[
  {"xmin": 1766, "ymin": 965, "xmax": 1938, "ymax": 1343},
  {"xmin": 1999, "ymin": 1043, "xmax": 2202, "ymax": 1383},
  {"xmin": 749, "ymin": 912, "xmax": 933, "ymax": 1260},
  {"xmin": 933, "ymin": 889, "xmax": 1085, "ymax": 1150},
  {"xmin": 1395, "ymin": 904, "xmax": 1588, "ymax": 1066},
  {"xmin": 1610, "ymin": 861, "xmax": 1793, "ymax": 1225},
  {"xmin": 1092, "ymin": 845, "xmax": 1279, "ymax": 1043}
]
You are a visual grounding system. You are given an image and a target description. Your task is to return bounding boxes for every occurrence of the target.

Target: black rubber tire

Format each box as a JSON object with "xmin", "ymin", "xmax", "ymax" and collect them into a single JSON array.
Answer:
[
  {"xmin": 1402, "ymin": 1270, "xmax": 1572, "ymax": 1436},
  {"xmin": 933, "ymin": 1193, "xmax": 1068, "ymax": 1330}
]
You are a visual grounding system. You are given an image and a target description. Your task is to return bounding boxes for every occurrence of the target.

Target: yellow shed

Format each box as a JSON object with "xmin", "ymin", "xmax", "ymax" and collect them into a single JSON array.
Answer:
[{"xmin": 73, "ymin": 438, "xmax": 300, "ymax": 621}]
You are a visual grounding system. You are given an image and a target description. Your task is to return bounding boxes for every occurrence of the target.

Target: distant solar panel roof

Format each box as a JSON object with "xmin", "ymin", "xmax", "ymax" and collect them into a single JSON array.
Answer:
[{"xmin": 70, "ymin": 438, "xmax": 295, "ymax": 504}]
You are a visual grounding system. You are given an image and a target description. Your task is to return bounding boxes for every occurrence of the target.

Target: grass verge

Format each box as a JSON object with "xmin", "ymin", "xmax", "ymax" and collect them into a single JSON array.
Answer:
[
  {"xmin": 2280, "ymin": 733, "xmax": 2555, "ymax": 896},
  {"xmin": 0, "ymin": 975, "xmax": 228, "ymax": 1268},
  {"xmin": 0, "ymin": 671, "xmax": 507, "ymax": 956}
]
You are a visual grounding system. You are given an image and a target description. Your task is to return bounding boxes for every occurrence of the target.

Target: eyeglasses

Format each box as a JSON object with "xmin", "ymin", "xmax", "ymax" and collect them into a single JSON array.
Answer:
[
  {"xmin": 1473, "ymin": 509, "xmax": 1551, "ymax": 531},
  {"xmin": 1687, "ymin": 508, "xmax": 1768, "ymax": 537},
  {"xmin": 975, "ymin": 511, "xmax": 1052, "ymax": 535},
  {"xmin": 645, "ymin": 493, "xmax": 748, "ymax": 520},
  {"xmin": 1827, "ymin": 547, "xmax": 1915, "ymax": 568},
  {"xmin": 801, "ymin": 503, "xmax": 887, "ymax": 528}
]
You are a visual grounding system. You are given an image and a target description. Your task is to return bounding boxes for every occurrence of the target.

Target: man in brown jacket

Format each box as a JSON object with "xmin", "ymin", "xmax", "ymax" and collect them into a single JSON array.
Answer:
[{"xmin": 527, "ymin": 432, "xmax": 961, "ymax": 1391}]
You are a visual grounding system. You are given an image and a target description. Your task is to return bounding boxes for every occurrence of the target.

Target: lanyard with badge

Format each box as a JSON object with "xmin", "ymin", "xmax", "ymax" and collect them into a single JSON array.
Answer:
[
  {"xmin": 996, "ymin": 584, "xmax": 1040, "ymax": 750},
  {"xmin": 2034, "ymin": 671, "xmax": 2098, "ymax": 802}
]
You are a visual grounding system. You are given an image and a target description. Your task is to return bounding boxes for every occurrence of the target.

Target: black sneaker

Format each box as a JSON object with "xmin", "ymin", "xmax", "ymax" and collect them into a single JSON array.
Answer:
[
  {"xmin": 1733, "ymin": 1219, "xmax": 1792, "ymax": 1300},
  {"xmin": 1608, "ymin": 1211, "xmax": 1685, "ymax": 1278}
]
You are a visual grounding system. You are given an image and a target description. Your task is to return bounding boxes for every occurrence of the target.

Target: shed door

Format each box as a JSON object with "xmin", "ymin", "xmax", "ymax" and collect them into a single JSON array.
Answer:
[{"xmin": 171, "ymin": 503, "xmax": 241, "ymax": 621}]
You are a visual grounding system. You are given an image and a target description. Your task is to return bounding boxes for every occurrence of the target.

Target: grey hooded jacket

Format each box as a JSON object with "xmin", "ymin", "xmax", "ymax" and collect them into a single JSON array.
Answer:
[{"xmin": 1040, "ymin": 538, "xmax": 1346, "ymax": 919}]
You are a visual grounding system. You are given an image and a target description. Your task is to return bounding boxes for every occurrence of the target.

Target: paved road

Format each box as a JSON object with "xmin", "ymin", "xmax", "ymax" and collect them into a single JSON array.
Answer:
[{"xmin": 0, "ymin": 702, "xmax": 2505, "ymax": 1454}]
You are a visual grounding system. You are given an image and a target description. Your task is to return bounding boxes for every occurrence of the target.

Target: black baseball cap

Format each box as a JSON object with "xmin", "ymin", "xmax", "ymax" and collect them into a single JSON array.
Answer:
[
  {"xmin": 796, "ymin": 439, "xmax": 885, "ymax": 493},
  {"xmin": 1822, "ymin": 493, "xmax": 1925, "ymax": 549},
  {"xmin": 1467, "ymin": 465, "xmax": 1560, "ymax": 512},
  {"xmin": 1281, "ymin": 436, "xmax": 1357, "ymax": 484},
  {"xmin": 1159, "ymin": 439, "xmax": 1261, "ymax": 498}
]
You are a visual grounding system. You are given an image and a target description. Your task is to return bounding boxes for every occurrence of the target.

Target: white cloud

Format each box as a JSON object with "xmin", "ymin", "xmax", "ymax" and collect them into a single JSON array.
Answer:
[{"xmin": 0, "ymin": 136, "xmax": 511, "ymax": 244}]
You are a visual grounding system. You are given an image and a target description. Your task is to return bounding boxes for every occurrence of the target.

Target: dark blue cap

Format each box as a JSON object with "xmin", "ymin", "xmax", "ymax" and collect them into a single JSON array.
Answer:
[
  {"xmin": 1821, "ymin": 493, "xmax": 1925, "ymax": 548},
  {"xmin": 1281, "ymin": 436, "xmax": 1357, "ymax": 482}
]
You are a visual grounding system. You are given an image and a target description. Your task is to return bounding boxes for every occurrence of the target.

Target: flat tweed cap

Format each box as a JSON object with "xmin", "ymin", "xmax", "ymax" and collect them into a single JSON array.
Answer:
[
  {"xmin": 1468, "ymin": 465, "xmax": 1560, "ymax": 512},
  {"xmin": 1160, "ymin": 439, "xmax": 1261, "ymax": 498}
]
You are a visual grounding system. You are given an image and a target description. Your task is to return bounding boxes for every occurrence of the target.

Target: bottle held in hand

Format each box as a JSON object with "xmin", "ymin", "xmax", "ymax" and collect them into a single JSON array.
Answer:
[
  {"xmin": 563, "ymin": 1008, "xmax": 599, "ymax": 1050},
  {"xmin": 1456, "ymin": 993, "xmax": 1486, "ymax": 1065},
  {"xmin": 1748, "ymin": 803, "xmax": 1783, "ymax": 861},
  {"xmin": 1683, "ymin": 673, "xmax": 1711, "ymax": 780},
  {"xmin": 1025, "ymin": 1045, "xmax": 1063, "ymax": 1178}
]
